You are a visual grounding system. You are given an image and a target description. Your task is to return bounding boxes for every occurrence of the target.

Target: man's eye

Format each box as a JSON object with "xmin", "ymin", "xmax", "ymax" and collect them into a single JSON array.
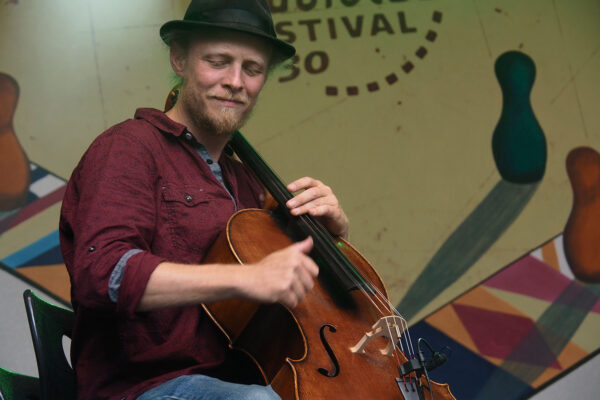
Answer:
[
  {"xmin": 208, "ymin": 59, "xmax": 227, "ymax": 67},
  {"xmin": 245, "ymin": 67, "xmax": 264, "ymax": 76}
]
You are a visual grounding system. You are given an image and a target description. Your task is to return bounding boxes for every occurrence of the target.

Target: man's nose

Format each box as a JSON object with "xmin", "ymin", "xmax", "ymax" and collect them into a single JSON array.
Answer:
[{"xmin": 222, "ymin": 65, "xmax": 243, "ymax": 92}]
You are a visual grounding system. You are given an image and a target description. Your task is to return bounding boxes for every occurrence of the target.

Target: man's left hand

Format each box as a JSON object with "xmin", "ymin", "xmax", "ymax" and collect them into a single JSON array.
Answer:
[{"xmin": 286, "ymin": 177, "xmax": 349, "ymax": 239}]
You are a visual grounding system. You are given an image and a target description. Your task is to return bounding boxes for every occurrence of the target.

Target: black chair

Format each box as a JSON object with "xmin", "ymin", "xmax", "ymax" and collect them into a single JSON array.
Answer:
[
  {"xmin": 0, "ymin": 366, "xmax": 39, "ymax": 400},
  {"xmin": 23, "ymin": 290, "xmax": 76, "ymax": 400}
]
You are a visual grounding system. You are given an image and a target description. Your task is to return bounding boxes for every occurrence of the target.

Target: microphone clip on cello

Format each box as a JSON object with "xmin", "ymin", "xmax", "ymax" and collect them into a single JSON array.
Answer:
[{"xmin": 396, "ymin": 338, "xmax": 451, "ymax": 400}]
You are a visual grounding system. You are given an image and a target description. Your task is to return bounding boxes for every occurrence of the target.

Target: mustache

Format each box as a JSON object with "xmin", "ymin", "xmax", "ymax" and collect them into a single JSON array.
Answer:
[{"xmin": 208, "ymin": 92, "xmax": 248, "ymax": 105}]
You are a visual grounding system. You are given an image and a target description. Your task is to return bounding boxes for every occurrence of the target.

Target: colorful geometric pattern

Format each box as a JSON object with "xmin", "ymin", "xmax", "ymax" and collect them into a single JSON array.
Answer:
[
  {"xmin": 2, "ymin": 164, "xmax": 599, "ymax": 399},
  {"xmin": 397, "ymin": 179, "xmax": 539, "ymax": 321},
  {"xmin": 0, "ymin": 162, "xmax": 69, "ymax": 302},
  {"xmin": 409, "ymin": 235, "xmax": 600, "ymax": 400},
  {"xmin": 0, "ymin": 162, "xmax": 66, "ymax": 235},
  {"xmin": 1, "ymin": 230, "xmax": 62, "ymax": 269}
]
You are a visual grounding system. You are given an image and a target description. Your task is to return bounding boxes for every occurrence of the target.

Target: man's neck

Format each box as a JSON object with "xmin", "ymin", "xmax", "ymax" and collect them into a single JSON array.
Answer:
[{"xmin": 165, "ymin": 104, "xmax": 231, "ymax": 161}]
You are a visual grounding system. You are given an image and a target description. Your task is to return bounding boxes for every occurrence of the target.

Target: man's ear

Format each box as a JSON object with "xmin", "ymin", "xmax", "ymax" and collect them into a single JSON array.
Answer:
[{"xmin": 170, "ymin": 46, "xmax": 186, "ymax": 77}]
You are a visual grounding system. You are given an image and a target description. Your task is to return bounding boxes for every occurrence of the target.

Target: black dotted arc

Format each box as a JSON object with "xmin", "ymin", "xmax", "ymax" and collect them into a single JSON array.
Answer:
[{"xmin": 325, "ymin": 11, "xmax": 443, "ymax": 96}]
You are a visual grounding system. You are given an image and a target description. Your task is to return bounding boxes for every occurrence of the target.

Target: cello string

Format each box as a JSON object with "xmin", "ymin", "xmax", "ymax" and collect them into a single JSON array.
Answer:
[
  {"xmin": 297, "ymin": 206, "xmax": 420, "ymax": 360},
  {"xmin": 231, "ymin": 132, "xmax": 372, "ymax": 293},
  {"xmin": 384, "ymin": 316, "xmax": 405, "ymax": 368},
  {"xmin": 296, "ymin": 210, "xmax": 415, "ymax": 354},
  {"xmin": 296, "ymin": 207, "xmax": 420, "ymax": 360},
  {"xmin": 230, "ymin": 133, "xmax": 454, "ymax": 398},
  {"xmin": 355, "ymin": 278, "xmax": 418, "ymax": 360},
  {"xmin": 231, "ymin": 131, "xmax": 418, "ymax": 360},
  {"xmin": 295, "ymin": 211, "xmax": 414, "ymax": 364}
]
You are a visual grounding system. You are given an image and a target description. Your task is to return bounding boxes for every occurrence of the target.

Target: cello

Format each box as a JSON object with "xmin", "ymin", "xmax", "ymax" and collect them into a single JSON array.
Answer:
[{"xmin": 165, "ymin": 89, "xmax": 456, "ymax": 399}]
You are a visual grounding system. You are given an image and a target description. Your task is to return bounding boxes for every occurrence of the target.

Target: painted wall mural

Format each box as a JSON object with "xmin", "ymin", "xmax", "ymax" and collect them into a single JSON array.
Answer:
[
  {"xmin": 398, "ymin": 50, "xmax": 546, "ymax": 321},
  {"xmin": 492, "ymin": 51, "xmax": 546, "ymax": 184},
  {"xmin": 0, "ymin": 70, "xmax": 69, "ymax": 304},
  {"xmin": 1, "ymin": 0, "xmax": 599, "ymax": 398},
  {"xmin": 0, "ymin": 162, "xmax": 68, "ymax": 302},
  {"xmin": 0, "ymin": 73, "xmax": 29, "ymax": 215},
  {"xmin": 564, "ymin": 146, "xmax": 600, "ymax": 283},
  {"xmin": 410, "ymin": 234, "xmax": 600, "ymax": 400}
]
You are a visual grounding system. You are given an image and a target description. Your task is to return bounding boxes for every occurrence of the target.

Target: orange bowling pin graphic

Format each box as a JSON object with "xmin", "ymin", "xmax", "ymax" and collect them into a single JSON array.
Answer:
[
  {"xmin": 0, "ymin": 72, "xmax": 30, "ymax": 211},
  {"xmin": 563, "ymin": 146, "xmax": 600, "ymax": 283}
]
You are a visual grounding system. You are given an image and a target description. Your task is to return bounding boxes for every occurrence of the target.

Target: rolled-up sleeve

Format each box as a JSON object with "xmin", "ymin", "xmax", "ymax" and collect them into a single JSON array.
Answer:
[{"xmin": 60, "ymin": 127, "xmax": 167, "ymax": 315}]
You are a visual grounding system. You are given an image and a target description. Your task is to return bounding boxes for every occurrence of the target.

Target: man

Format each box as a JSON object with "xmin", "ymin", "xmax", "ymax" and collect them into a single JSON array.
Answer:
[{"xmin": 59, "ymin": 1, "xmax": 349, "ymax": 399}]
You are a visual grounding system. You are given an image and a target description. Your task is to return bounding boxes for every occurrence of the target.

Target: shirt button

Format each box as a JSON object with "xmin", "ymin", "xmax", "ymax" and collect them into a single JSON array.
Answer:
[
  {"xmin": 184, "ymin": 132, "xmax": 193, "ymax": 141},
  {"xmin": 88, "ymin": 246, "xmax": 96, "ymax": 252},
  {"xmin": 185, "ymin": 195, "xmax": 193, "ymax": 202},
  {"xmin": 206, "ymin": 159, "xmax": 213, "ymax": 165}
]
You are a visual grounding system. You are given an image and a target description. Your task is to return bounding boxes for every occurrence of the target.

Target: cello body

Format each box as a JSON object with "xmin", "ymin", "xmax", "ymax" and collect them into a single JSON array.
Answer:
[
  {"xmin": 161, "ymin": 86, "xmax": 455, "ymax": 399},
  {"xmin": 203, "ymin": 208, "xmax": 455, "ymax": 399}
]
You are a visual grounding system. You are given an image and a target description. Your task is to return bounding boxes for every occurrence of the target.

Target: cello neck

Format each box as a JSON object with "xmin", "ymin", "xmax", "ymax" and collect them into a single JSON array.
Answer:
[{"xmin": 229, "ymin": 131, "xmax": 373, "ymax": 294}]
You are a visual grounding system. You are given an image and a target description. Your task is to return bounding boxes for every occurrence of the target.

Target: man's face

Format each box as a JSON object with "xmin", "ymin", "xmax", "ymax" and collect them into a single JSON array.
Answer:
[{"xmin": 174, "ymin": 31, "xmax": 271, "ymax": 136}]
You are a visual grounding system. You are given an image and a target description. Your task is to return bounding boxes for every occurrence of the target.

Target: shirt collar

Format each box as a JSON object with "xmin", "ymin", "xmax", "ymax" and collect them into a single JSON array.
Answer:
[
  {"xmin": 134, "ymin": 107, "xmax": 236, "ymax": 162},
  {"xmin": 134, "ymin": 107, "xmax": 188, "ymax": 138}
]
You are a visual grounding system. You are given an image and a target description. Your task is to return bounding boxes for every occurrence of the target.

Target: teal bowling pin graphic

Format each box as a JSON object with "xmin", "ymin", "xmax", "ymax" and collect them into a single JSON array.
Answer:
[{"xmin": 492, "ymin": 51, "xmax": 546, "ymax": 183}]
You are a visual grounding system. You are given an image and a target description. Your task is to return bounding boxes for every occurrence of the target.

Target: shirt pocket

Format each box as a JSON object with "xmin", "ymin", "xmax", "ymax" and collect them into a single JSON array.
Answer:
[{"xmin": 161, "ymin": 185, "xmax": 216, "ymax": 255}]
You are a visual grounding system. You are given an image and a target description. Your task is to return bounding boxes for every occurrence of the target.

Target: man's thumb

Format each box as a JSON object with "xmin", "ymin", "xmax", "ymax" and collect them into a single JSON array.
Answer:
[{"xmin": 295, "ymin": 236, "xmax": 314, "ymax": 254}]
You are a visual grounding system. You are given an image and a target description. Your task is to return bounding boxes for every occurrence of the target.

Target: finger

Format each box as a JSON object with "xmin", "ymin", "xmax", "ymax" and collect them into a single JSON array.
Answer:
[
  {"xmin": 297, "ymin": 262, "xmax": 317, "ymax": 288},
  {"xmin": 291, "ymin": 239, "xmax": 319, "ymax": 277},
  {"xmin": 293, "ymin": 236, "xmax": 314, "ymax": 254},
  {"xmin": 288, "ymin": 182, "xmax": 332, "ymax": 203},
  {"xmin": 303, "ymin": 258, "xmax": 319, "ymax": 277},
  {"xmin": 282, "ymin": 294, "xmax": 299, "ymax": 309},
  {"xmin": 306, "ymin": 204, "xmax": 339, "ymax": 218},
  {"xmin": 289, "ymin": 279, "xmax": 306, "ymax": 305},
  {"xmin": 288, "ymin": 196, "xmax": 336, "ymax": 219},
  {"xmin": 291, "ymin": 201, "xmax": 341, "ymax": 222},
  {"xmin": 287, "ymin": 176, "xmax": 316, "ymax": 193}
]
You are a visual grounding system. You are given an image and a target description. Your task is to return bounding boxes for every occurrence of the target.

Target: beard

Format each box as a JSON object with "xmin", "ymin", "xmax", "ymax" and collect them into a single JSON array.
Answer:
[{"xmin": 180, "ymin": 87, "xmax": 252, "ymax": 136}]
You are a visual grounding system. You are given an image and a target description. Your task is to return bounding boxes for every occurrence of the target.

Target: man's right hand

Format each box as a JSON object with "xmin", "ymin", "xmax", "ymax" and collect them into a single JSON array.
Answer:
[
  {"xmin": 138, "ymin": 237, "xmax": 319, "ymax": 311},
  {"xmin": 240, "ymin": 236, "xmax": 318, "ymax": 309}
]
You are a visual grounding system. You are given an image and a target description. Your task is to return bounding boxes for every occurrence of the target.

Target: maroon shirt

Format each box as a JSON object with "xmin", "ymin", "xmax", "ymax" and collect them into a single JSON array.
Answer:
[{"xmin": 59, "ymin": 108, "xmax": 265, "ymax": 399}]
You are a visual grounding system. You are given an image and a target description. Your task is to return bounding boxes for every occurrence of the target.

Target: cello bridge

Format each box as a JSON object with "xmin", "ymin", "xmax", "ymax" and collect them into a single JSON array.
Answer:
[{"xmin": 350, "ymin": 315, "xmax": 407, "ymax": 356}]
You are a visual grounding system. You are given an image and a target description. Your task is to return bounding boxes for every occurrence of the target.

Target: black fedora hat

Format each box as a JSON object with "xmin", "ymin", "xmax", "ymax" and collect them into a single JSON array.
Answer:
[{"xmin": 160, "ymin": 0, "xmax": 295, "ymax": 62}]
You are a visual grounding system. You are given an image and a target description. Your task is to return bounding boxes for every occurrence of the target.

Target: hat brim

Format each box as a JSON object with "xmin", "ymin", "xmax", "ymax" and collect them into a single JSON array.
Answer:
[{"xmin": 160, "ymin": 20, "xmax": 295, "ymax": 62}]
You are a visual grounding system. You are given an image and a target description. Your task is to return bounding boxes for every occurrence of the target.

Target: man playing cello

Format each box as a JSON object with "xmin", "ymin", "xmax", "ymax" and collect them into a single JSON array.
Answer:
[{"xmin": 59, "ymin": 0, "xmax": 349, "ymax": 399}]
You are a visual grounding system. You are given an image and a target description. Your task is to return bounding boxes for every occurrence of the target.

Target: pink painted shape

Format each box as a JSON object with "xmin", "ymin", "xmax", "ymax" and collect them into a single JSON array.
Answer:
[
  {"xmin": 453, "ymin": 303, "xmax": 562, "ymax": 369},
  {"xmin": 453, "ymin": 303, "xmax": 534, "ymax": 359},
  {"xmin": 4, "ymin": 186, "xmax": 65, "ymax": 232},
  {"xmin": 592, "ymin": 298, "xmax": 600, "ymax": 314},
  {"xmin": 483, "ymin": 255, "xmax": 572, "ymax": 302}
]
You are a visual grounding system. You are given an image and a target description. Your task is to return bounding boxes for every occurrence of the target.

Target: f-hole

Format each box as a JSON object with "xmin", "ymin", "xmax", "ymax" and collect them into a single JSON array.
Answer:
[{"xmin": 317, "ymin": 324, "xmax": 340, "ymax": 378}]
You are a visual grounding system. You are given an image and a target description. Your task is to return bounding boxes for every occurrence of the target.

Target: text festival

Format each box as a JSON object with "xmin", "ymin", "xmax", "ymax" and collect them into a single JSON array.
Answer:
[{"xmin": 269, "ymin": 0, "xmax": 421, "ymax": 82}]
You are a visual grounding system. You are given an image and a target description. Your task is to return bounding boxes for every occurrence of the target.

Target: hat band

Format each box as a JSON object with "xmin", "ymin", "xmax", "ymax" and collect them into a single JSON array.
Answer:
[{"xmin": 185, "ymin": 8, "xmax": 274, "ymax": 36}]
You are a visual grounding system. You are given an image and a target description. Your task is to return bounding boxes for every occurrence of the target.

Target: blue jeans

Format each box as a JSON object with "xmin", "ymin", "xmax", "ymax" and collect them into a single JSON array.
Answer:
[{"xmin": 136, "ymin": 375, "xmax": 281, "ymax": 400}]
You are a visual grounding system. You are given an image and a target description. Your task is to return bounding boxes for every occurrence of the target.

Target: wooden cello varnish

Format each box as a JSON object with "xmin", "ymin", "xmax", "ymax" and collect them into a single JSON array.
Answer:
[
  {"xmin": 163, "ymin": 88, "xmax": 454, "ymax": 399},
  {"xmin": 201, "ymin": 132, "xmax": 455, "ymax": 399}
]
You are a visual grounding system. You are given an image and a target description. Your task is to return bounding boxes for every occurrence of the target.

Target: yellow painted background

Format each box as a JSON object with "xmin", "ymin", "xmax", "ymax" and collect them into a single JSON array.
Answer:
[
  {"xmin": 1, "ymin": 0, "xmax": 599, "ymax": 314},
  {"xmin": 0, "ymin": 0, "xmax": 599, "ymax": 390}
]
